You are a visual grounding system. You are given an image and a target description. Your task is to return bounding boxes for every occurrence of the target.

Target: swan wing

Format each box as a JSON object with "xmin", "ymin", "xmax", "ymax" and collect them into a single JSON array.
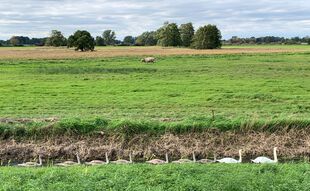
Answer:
[
  {"xmin": 252, "ymin": 157, "xmax": 275, "ymax": 164},
  {"xmin": 112, "ymin": 159, "xmax": 130, "ymax": 164},
  {"xmin": 217, "ymin": 158, "xmax": 238, "ymax": 163},
  {"xmin": 147, "ymin": 159, "xmax": 165, "ymax": 164}
]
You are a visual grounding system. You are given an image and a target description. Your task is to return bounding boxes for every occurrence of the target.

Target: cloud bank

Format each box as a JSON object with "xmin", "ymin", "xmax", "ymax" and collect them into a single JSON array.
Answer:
[{"xmin": 0, "ymin": 0, "xmax": 310, "ymax": 39}]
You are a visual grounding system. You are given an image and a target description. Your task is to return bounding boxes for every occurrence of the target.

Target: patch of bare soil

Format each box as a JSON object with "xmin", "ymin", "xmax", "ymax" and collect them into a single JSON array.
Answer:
[
  {"xmin": 1, "ymin": 129, "xmax": 309, "ymax": 163},
  {"xmin": 0, "ymin": 46, "xmax": 307, "ymax": 60}
]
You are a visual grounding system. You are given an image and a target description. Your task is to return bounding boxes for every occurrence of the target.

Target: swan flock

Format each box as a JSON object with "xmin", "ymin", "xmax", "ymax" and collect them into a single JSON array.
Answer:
[{"xmin": 13, "ymin": 147, "xmax": 280, "ymax": 167}]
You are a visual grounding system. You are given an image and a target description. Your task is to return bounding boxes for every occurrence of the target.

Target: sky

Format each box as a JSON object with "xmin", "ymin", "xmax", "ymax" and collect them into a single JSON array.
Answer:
[{"xmin": 0, "ymin": 0, "xmax": 310, "ymax": 40}]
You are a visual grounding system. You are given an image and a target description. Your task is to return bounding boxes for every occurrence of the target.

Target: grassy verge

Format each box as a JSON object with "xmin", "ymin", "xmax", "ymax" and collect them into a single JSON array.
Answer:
[
  {"xmin": 1, "ymin": 117, "xmax": 309, "ymax": 138},
  {"xmin": 1, "ymin": 164, "xmax": 310, "ymax": 191}
]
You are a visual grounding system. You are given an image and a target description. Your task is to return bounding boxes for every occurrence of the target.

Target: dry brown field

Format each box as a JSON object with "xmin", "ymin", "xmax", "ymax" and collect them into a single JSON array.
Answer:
[{"xmin": 0, "ymin": 45, "xmax": 309, "ymax": 59}]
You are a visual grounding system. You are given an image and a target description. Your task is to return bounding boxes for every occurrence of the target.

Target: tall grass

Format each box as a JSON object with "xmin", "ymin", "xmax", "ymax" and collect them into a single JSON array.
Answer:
[{"xmin": 0, "ymin": 117, "xmax": 309, "ymax": 138}]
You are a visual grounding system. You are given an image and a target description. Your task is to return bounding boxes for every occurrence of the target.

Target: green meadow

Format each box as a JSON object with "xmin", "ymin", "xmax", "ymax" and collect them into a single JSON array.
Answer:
[
  {"xmin": 0, "ymin": 52, "xmax": 309, "ymax": 122},
  {"xmin": 0, "ymin": 47, "xmax": 310, "ymax": 190},
  {"xmin": 1, "ymin": 164, "xmax": 310, "ymax": 191}
]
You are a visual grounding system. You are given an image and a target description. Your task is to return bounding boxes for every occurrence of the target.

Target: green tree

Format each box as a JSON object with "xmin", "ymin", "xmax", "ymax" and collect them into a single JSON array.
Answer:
[
  {"xmin": 123, "ymin": 36, "xmax": 135, "ymax": 46},
  {"xmin": 67, "ymin": 30, "xmax": 95, "ymax": 51},
  {"xmin": 135, "ymin": 31, "xmax": 157, "ymax": 46},
  {"xmin": 95, "ymin": 36, "xmax": 105, "ymax": 46},
  {"xmin": 179, "ymin": 23, "xmax": 195, "ymax": 47},
  {"xmin": 157, "ymin": 22, "xmax": 181, "ymax": 47},
  {"xmin": 9, "ymin": 36, "xmax": 20, "ymax": 46},
  {"xmin": 46, "ymin": 30, "xmax": 67, "ymax": 47},
  {"xmin": 103, "ymin": 30, "xmax": 116, "ymax": 45},
  {"xmin": 308, "ymin": 38, "xmax": 310, "ymax": 45},
  {"xmin": 191, "ymin": 25, "xmax": 222, "ymax": 49}
]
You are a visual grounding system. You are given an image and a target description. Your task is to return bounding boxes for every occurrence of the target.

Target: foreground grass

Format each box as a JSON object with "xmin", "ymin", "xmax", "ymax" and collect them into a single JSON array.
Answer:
[{"xmin": 1, "ymin": 164, "xmax": 310, "ymax": 191}]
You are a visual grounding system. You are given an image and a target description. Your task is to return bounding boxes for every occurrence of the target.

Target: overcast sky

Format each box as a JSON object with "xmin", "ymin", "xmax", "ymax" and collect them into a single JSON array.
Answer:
[{"xmin": 1, "ymin": 0, "xmax": 310, "ymax": 40}]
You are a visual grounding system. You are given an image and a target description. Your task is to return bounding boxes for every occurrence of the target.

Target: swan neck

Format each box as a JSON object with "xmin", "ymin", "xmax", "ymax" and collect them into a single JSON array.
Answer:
[
  {"xmin": 165, "ymin": 153, "xmax": 169, "ymax": 163},
  {"xmin": 77, "ymin": 154, "xmax": 81, "ymax": 164},
  {"xmin": 238, "ymin": 150, "xmax": 242, "ymax": 162},
  {"xmin": 39, "ymin": 156, "xmax": 42, "ymax": 165},
  {"xmin": 274, "ymin": 148, "xmax": 278, "ymax": 162},
  {"xmin": 105, "ymin": 152, "xmax": 109, "ymax": 163},
  {"xmin": 129, "ymin": 153, "xmax": 132, "ymax": 163},
  {"xmin": 193, "ymin": 153, "xmax": 196, "ymax": 162}
]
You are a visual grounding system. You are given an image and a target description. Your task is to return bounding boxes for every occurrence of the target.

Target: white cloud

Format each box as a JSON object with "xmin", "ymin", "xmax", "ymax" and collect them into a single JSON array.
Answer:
[{"xmin": 0, "ymin": 0, "xmax": 309, "ymax": 39}]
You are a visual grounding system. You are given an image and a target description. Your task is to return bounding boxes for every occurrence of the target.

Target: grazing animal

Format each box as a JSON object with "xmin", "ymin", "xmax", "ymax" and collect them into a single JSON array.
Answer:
[
  {"xmin": 146, "ymin": 153, "xmax": 169, "ymax": 165},
  {"xmin": 17, "ymin": 155, "xmax": 42, "ymax": 167},
  {"xmin": 85, "ymin": 152, "xmax": 109, "ymax": 165},
  {"xmin": 55, "ymin": 154, "xmax": 81, "ymax": 167},
  {"xmin": 141, "ymin": 57, "xmax": 156, "ymax": 63},
  {"xmin": 111, "ymin": 153, "xmax": 133, "ymax": 164},
  {"xmin": 172, "ymin": 152, "xmax": 196, "ymax": 164},
  {"xmin": 251, "ymin": 147, "xmax": 278, "ymax": 164},
  {"xmin": 197, "ymin": 155, "xmax": 217, "ymax": 164},
  {"xmin": 217, "ymin": 149, "xmax": 243, "ymax": 163}
]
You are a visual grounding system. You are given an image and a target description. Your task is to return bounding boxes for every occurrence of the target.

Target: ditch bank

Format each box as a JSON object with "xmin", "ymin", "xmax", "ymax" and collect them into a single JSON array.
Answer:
[{"xmin": 0, "ymin": 128, "xmax": 310, "ymax": 163}]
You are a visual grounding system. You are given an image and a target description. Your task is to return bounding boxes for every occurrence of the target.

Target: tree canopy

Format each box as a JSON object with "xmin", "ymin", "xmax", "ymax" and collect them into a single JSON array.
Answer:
[
  {"xmin": 67, "ymin": 30, "xmax": 95, "ymax": 51},
  {"xmin": 157, "ymin": 22, "xmax": 181, "ymax": 47},
  {"xmin": 123, "ymin": 36, "xmax": 135, "ymax": 46},
  {"xmin": 135, "ymin": 31, "xmax": 157, "ymax": 46},
  {"xmin": 191, "ymin": 25, "xmax": 222, "ymax": 49},
  {"xmin": 179, "ymin": 23, "xmax": 195, "ymax": 47},
  {"xmin": 95, "ymin": 36, "xmax": 105, "ymax": 46},
  {"xmin": 45, "ymin": 30, "xmax": 67, "ymax": 47},
  {"xmin": 103, "ymin": 30, "xmax": 116, "ymax": 45}
]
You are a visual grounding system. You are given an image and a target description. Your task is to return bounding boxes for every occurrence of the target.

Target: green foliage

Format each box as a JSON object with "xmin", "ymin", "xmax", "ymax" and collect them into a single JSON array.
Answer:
[
  {"xmin": 67, "ymin": 30, "xmax": 95, "ymax": 51},
  {"xmin": 9, "ymin": 36, "xmax": 20, "ymax": 46},
  {"xmin": 0, "ymin": 117, "xmax": 309, "ymax": 138},
  {"xmin": 1, "ymin": 164, "xmax": 310, "ymax": 190},
  {"xmin": 179, "ymin": 23, "xmax": 195, "ymax": 47},
  {"xmin": 135, "ymin": 31, "xmax": 158, "ymax": 46},
  {"xmin": 95, "ymin": 36, "xmax": 105, "ymax": 46},
  {"xmin": 123, "ymin": 36, "xmax": 135, "ymax": 46},
  {"xmin": 102, "ymin": 30, "xmax": 116, "ymax": 45},
  {"xmin": 192, "ymin": 24, "xmax": 222, "ymax": 49},
  {"xmin": 45, "ymin": 30, "xmax": 67, "ymax": 47},
  {"xmin": 158, "ymin": 22, "xmax": 181, "ymax": 47}
]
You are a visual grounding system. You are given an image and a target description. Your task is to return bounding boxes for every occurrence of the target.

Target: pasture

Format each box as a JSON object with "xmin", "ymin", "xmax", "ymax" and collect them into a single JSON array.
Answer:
[
  {"xmin": 0, "ymin": 47, "xmax": 309, "ymax": 124},
  {"xmin": 0, "ymin": 45, "xmax": 310, "ymax": 190}
]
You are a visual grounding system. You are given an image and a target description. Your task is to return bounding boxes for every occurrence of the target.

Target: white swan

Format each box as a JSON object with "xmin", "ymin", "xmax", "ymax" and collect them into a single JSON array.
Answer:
[
  {"xmin": 85, "ymin": 152, "xmax": 109, "ymax": 165},
  {"xmin": 197, "ymin": 155, "xmax": 217, "ymax": 164},
  {"xmin": 146, "ymin": 153, "xmax": 169, "ymax": 165},
  {"xmin": 251, "ymin": 147, "xmax": 278, "ymax": 164},
  {"xmin": 55, "ymin": 154, "xmax": 81, "ymax": 167},
  {"xmin": 217, "ymin": 149, "xmax": 242, "ymax": 163},
  {"xmin": 111, "ymin": 153, "xmax": 133, "ymax": 164},
  {"xmin": 18, "ymin": 155, "xmax": 42, "ymax": 167},
  {"xmin": 172, "ymin": 152, "xmax": 196, "ymax": 164}
]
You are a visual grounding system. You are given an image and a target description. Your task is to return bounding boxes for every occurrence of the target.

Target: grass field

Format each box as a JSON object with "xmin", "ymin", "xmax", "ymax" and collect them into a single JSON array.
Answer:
[
  {"xmin": 1, "ymin": 46, "xmax": 310, "ymax": 190},
  {"xmin": 1, "ymin": 164, "xmax": 310, "ymax": 191},
  {"xmin": 0, "ymin": 50, "xmax": 309, "ymax": 125}
]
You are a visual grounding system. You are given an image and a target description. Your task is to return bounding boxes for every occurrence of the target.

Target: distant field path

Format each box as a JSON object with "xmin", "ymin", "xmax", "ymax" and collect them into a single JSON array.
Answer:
[{"xmin": 1, "ymin": 45, "xmax": 310, "ymax": 59}]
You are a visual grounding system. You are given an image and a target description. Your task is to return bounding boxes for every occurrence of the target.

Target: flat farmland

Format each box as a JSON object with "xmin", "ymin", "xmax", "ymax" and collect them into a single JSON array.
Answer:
[
  {"xmin": 1, "ymin": 45, "xmax": 310, "ymax": 60},
  {"xmin": 0, "ymin": 47, "xmax": 309, "ymax": 125}
]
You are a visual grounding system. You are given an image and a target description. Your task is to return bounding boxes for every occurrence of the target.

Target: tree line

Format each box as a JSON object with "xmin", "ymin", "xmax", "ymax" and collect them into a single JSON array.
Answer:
[
  {"xmin": 224, "ymin": 36, "xmax": 310, "ymax": 45},
  {"xmin": 1, "ymin": 22, "xmax": 310, "ymax": 50},
  {"xmin": 0, "ymin": 22, "xmax": 222, "ymax": 51}
]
